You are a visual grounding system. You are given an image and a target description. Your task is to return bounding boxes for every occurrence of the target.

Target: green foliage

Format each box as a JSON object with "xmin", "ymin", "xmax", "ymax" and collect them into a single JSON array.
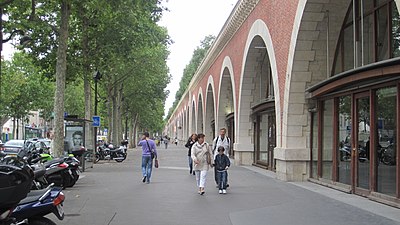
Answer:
[
  {"xmin": 2, "ymin": 0, "xmax": 170, "ymax": 136},
  {"xmin": 1, "ymin": 52, "xmax": 54, "ymax": 120},
  {"xmin": 64, "ymin": 79, "xmax": 85, "ymax": 117}
]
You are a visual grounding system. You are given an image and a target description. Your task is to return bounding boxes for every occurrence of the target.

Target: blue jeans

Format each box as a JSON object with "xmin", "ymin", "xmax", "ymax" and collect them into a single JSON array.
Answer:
[
  {"xmin": 217, "ymin": 170, "xmax": 227, "ymax": 190},
  {"xmin": 188, "ymin": 156, "xmax": 193, "ymax": 172},
  {"xmin": 142, "ymin": 156, "xmax": 153, "ymax": 182}
]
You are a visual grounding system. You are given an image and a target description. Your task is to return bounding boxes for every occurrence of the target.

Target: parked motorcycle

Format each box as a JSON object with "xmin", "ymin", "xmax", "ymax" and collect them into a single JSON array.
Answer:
[
  {"xmin": 11, "ymin": 184, "xmax": 65, "ymax": 225},
  {"xmin": 339, "ymin": 145, "xmax": 367, "ymax": 162},
  {"xmin": 95, "ymin": 143, "xmax": 127, "ymax": 163},
  {"xmin": 379, "ymin": 144, "xmax": 396, "ymax": 166},
  {"xmin": 39, "ymin": 153, "xmax": 80, "ymax": 188},
  {"xmin": 0, "ymin": 154, "xmax": 33, "ymax": 225}
]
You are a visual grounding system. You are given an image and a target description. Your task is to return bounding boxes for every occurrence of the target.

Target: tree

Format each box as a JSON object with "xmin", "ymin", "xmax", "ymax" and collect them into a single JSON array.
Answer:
[{"xmin": 1, "ymin": 52, "xmax": 54, "ymax": 137}]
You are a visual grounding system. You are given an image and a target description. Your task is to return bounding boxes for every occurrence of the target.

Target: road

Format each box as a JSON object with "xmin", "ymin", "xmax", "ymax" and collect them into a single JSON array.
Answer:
[{"xmin": 50, "ymin": 144, "xmax": 400, "ymax": 225}]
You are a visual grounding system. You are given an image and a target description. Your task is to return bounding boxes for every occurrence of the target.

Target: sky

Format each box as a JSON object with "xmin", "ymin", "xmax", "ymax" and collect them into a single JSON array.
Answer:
[{"xmin": 158, "ymin": 0, "xmax": 238, "ymax": 117}]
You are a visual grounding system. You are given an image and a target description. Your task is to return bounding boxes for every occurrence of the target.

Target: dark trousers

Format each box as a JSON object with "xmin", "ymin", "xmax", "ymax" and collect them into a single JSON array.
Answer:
[
  {"xmin": 216, "ymin": 170, "xmax": 227, "ymax": 190},
  {"xmin": 215, "ymin": 166, "xmax": 228, "ymax": 185}
]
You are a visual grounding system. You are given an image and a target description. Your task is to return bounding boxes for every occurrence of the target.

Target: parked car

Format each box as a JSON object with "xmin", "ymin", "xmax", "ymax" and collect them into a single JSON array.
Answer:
[
  {"xmin": 2, "ymin": 139, "xmax": 27, "ymax": 155},
  {"xmin": 28, "ymin": 139, "xmax": 50, "ymax": 154},
  {"xmin": 36, "ymin": 138, "xmax": 52, "ymax": 153},
  {"xmin": 2, "ymin": 139, "xmax": 49, "ymax": 156}
]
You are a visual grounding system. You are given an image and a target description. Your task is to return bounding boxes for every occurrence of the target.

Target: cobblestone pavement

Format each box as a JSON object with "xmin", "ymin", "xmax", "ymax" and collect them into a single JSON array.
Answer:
[{"xmin": 49, "ymin": 144, "xmax": 400, "ymax": 225}]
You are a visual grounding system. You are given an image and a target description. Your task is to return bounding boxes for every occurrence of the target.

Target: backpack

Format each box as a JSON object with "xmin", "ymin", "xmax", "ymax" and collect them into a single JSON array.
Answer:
[{"xmin": 213, "ymin": 136, "xmax": 230, "ymax": 152}]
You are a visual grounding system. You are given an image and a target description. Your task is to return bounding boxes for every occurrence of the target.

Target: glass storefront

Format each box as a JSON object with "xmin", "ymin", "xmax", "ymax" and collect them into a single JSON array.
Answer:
[
  {"xmin": 254, "ymin": 110, "xmax": 276, "ymax": 169},
  {"xmin": 338, "ymin": 96, "xmax": 351, "ymax": 185},
  {"xmin": 322, "ymin": 100, "xmax": 334, "ymax": 180},
  {"xmin": 376, "ymin": 87, "xmax": 397, "ymax": 196},
  {"xmin": 334, "ymin": 0, "xmax": 400, "ymax": 75}
]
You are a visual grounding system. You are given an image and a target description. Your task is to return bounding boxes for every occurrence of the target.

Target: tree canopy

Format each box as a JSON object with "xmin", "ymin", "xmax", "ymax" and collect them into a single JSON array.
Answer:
[{"xmin": 1, "ymin": 0, "xmax": 171, "ymax": 152}]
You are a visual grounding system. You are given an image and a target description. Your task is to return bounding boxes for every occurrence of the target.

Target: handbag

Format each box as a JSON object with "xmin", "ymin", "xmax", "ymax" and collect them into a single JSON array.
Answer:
[
  {"xmin": 154, "ymin": 159, "xmax": 159, "ymax": 168},
  {"xmin": 145, "ymin": 140, "xmax": 155, "ymax": 159},
  {"xmin": 206, "ymin": 151, "xmax": 212, "ymax": 165}
]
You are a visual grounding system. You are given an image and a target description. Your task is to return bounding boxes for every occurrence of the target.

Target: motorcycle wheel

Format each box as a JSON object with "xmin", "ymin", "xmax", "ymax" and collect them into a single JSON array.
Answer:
[
  {"xmin": 71, "ymin": 169, "xmax": 79, "ymax": 182},
  {"xmin": 115, "ymin": 153, "xmax": 125, "ymax": 163},
  {"xmin": 29, "ymin": 217, "xmax": 57, "ymax": 225},
  {"xmin": 382, "ymin": 155, "xmax": 392, "ymax": 165},
  {"xmin": 63, "ymin": 170, "xmax": 76, "ymax": 188},
  {"xmin": 94, "ymin": 154, "xmax": 100, "ymax": 164}
]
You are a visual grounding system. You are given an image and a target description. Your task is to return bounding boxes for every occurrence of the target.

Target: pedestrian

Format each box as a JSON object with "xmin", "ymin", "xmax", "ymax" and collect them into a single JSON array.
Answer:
[
  {"xmin": 185, "ymin": 133, "xmax": 198, "ymax": 175},
  {"xmin": 214, "ymin": 146, "xmax": 230, "ymax": 194},
  {"xmin": 212, "ymin": 128, "xmax": 231, "ymax": 188},
  {"xmin": 174, "ymin": 137, "xmax": 178, "ymax": 146},
  {"xmin": 164, "ymin": 136, "xmax": 169, "ymax": 149},
  {"xmin": 137, "ymin": 132, "xmax": 158, "ymax": 184},
  {"xmin": 191, "ymin": 133, "xmax": 213, "ymax": 195}
]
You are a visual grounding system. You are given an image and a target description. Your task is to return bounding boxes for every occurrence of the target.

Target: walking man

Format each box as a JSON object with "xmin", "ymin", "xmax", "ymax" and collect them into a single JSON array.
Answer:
[
  {"xmin": 138, "ymin": 132, "xmax": 158, "ymax": 184},
  {"xmin": 212, "ymin": 128, "xmax": 231, "ymax": 187}
]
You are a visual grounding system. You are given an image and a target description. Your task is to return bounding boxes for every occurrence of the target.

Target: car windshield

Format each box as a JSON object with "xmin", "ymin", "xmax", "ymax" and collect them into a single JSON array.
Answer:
[{"xmin": 5, "ymin": 140, "xmax": 25, "ymax": 147}]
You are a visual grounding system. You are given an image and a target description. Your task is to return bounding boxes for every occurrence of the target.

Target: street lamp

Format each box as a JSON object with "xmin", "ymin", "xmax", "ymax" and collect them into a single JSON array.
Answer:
[{"xmin": 93, "ymin": 70, "xmax": 101, "ymax": 164}]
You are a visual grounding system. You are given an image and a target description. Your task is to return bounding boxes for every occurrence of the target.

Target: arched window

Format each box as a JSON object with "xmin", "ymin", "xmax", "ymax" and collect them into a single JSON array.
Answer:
[{"xmin": 333, "ymin": 0, "xmax": 400, "ymax": 75}]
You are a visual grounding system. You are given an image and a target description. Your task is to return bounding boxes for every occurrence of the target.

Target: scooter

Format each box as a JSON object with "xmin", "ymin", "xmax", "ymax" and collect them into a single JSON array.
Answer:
[
  {"xmin": 11, "ymin": 184, "xmax": 65, "ymax": 225},
  {"xmin": 43, "ymin": 159, "xmax": 75, "ymax": 189},
  {"xmin": 0, "ymin": 154, "xmax": 33, "ymax": 225},
  {"xmin": 39, "ymin": 153, "xmax": 80, "ymax": 188}
]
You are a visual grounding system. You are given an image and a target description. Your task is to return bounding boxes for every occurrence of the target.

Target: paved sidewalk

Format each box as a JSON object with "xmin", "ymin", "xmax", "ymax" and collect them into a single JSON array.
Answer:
[{"xmin": 50, "ymin": 144, "xmax": 400, "ymax": 225}]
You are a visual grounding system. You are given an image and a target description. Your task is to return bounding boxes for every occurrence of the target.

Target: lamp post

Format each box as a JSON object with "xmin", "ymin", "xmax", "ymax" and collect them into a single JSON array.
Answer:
[{"xmin": 93, "ymin": 70, "xmax": 101, "ymax": 164}]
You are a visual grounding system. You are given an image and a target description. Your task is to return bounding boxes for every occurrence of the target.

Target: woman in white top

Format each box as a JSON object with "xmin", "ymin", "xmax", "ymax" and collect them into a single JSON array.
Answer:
[{"xmin": 191, "ymin": 133, "xmax": 213, "ymax": 195}]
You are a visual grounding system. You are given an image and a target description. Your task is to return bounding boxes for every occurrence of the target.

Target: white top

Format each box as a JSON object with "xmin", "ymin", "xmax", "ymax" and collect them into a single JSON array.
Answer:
[{"xmin": 212, "ymin": 135, "xmax": 230, "ymax": 159}]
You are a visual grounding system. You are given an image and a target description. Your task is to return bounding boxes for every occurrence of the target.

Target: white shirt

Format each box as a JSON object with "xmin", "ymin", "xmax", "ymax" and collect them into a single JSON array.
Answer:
[{"xmin": 212, "ymin": 135, "xmax": 230, "ymax": 159}]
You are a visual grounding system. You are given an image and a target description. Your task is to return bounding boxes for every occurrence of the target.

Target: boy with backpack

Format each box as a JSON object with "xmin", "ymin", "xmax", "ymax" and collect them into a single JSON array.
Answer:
[{"xmin": 212, "ymin": 128, "xmax": 231, "ymax": 187}]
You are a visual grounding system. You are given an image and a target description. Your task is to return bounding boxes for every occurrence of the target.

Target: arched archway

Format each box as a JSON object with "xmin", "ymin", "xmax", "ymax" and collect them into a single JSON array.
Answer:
[
  {"xmin": 205, "ymin": 76, "xmax": 216, "ymax": 141},
  {"xmin": 281, "ymin": 0, "xmax": 350, "ymax": 181},
  {"xmin": 238, "ymin": 19, "xmax": 280, "ymax": 168},
  {"xmin": 217, "ymin": 57, "xmax": 236, "ymax": 158},
  {"xmin": 197, "ymin": 89, "xmax": 204, "ymax": 134},
  {"xmin": 191, "ymin": 99, "xmax": 197, "ymax": 134}
]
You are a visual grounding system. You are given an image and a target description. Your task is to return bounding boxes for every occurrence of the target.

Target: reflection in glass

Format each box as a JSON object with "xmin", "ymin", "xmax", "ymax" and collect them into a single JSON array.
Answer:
[
  {"xmin": 363, "ymin": 14, "xmax": 374, "ymax": 65},
  {"xmin": 338, "ymin": 96, "xmax": 351, "ymax": 185},
  {"xmin": 377, "ymin": 6, "xmax": 389, "ymax": 61},
  {"xmin": 392, "ymin": 2, "xmax": 400, "ymax": 57},
  {"xmin": 259, "ymin": 114, "xmax": 268, "ymax": 163},
  {"xmin": 322, "ymin": 100, "xmax": 334, "ymax": 180},
  {"xmin": 357, "ymin": 97, "xmax": 370, "ymax": 190},
  {"xmin": 343, "ymin": 26, "xmax": 354, "ymax": 71},
  {"xmin": 312, "ymin": 112, "xmax": 318, "ymax": 178},
  {"xmin": 376, "ymin": 87, "xmax": 397, "ymax": 196}
]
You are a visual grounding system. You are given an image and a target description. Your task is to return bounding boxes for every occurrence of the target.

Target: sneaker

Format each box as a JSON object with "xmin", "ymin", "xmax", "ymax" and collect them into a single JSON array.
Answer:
[
  {"xmin": 222, "ymin": 189, "xmax": 227, "ymax": 194},
  {"xmin": 142, "ymin": 176, "xmax": 146, "ymax": 183},
  {"xmin": 219, "ymin": 190, "xmax": 223, "ymax": 194}
]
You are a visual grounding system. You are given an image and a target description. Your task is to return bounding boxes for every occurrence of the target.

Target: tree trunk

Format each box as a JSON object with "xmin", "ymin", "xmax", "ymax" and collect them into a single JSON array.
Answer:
[
  {"xmin": 111, "ymin": 84, "xmax": 118, "ymax": 144},
  {"xmin": 53, "ymin": 0, "xmax": 70, "ymax": 157},
  {"xmin": 131, "ymin": 113, "xmax": 138, "ymax": 148},
  {"xmin": 106, "ymin": 93, "xmax": 112, "ymax": 143},
  {"xmin": 81, "ymin": 5, "xmax": 92, "ymax": 150},
  {"xmin": 117, "ymin": 83, "xmax": 123, "ymax": 144}
]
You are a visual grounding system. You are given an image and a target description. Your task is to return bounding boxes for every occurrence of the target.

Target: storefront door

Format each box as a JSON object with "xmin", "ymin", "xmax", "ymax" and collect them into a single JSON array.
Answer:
[
  {"xmin": 267, "ymin": 112, "xmax": 276, "ymax": 170},
  {"xmin": 353, "ymin": 93, "xmax": 371, "ymax": 195}
]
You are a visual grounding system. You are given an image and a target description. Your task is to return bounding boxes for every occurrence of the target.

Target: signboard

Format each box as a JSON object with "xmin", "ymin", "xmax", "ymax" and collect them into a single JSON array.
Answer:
[{"xmin": 92, "ymin": 116, "xmax": 101, "ymax": 127}]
